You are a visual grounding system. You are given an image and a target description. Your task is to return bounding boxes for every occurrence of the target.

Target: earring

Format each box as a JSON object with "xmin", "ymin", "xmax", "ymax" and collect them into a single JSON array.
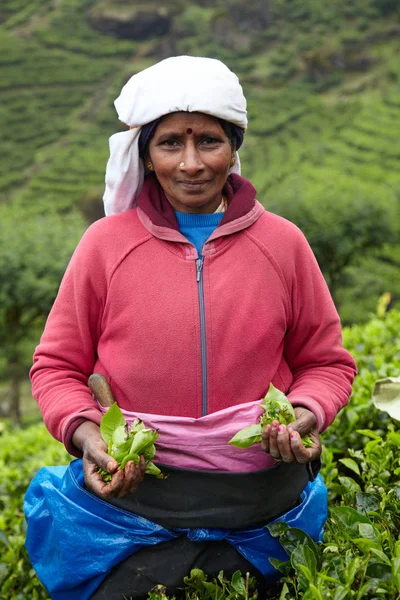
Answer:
[
  {"xmin": 147, "ymin": 161, "xmax": 154, "ymax": 171},
  {"xmin": 230, "ymin": 155, "xmax": 236, "ymax": 167}
]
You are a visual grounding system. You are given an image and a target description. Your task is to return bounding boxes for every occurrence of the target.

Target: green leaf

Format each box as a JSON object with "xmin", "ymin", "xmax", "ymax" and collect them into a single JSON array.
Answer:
[
  {"xmin": 339, "ymin": 458, "xmax": 360, "ymax": 476},
  {"xmin": 260, "ymin": 383, "xmax": 295, "ymax": 422},
  {"xmin": 332, "ymin": 587, "xmax": 350, "ymax": 600},
  {"xmin": 330, "ymin": 506, "xmax": 371, "ymax": 537},
  {"xmin": 355, "ymin": 492, "xmax": 380, "ymax": 515},
  {"xmin": 370, "ymin": 548, "xmax": 391, "ymax": 566},
  {"xmin": 338, "ymin": 476, "xmax": 361, "ymax": 494},
  {"xmin": 307, "ymin": 583, "xmax": 324, "ymax": 600},
  {"xmin": 279, "ymin": 528, "xmax": 320, "ymax": 567},
  {"xmin": 142, "ymin": 443, "xmax": 156, "ymax": 461},
  {"xmin": 279, "ymin": 582, "xmax": 290, "ymax": 600},
  {"xmin": 269, "ymin": 558, "xmax": 291, "ymax": 576},
  {"xmin": 228, "ymin": 424, "xmax": 263, "ymax": 448},
  {"xmin": 131, "ymin": 418, "xmax": 145, "ymax": 432},
  {"xmin": 267, "ymin": 521, "xmax": 289, "ymax": 537},
  {"xmin": 100, "ymin": 403, "xmax": 126, "ymax": 446},
  {"xmin": 392, "ymin": 556, "xmax": 400, "ymax": 592},
  {"xmin": 323, "ymin": 545, "xmax": 339, "ymax": 554},
  {"xmin": 388, "ymin": 432, "xmax": 400, "ymax": 447},
  {"xmin": 119, "ymin": 452, "xmax": 140, "ymax": 469},
  {"xmin": 291, "ymin": 545, "xmax": 317, "ymax": 590},
  {"xmin": 356, "ymin": 429, "xmax": 382, "ymax": 440},
  {"xmin": 183, "ymin": 568, "xmax": 207, "ymax": 587},
  {"xmin": 358, "ymin": 522, "xmax": 378, "ymax": 542},
  {"xmin": 112, "ymin": 438, "xmax": 134, "ymax": 460},
  {"xmin": 343, "ymin": 557, "xmax": 360, "ymax": 585},
  {"xmin": 230, "ymin": 571, "xmax": 246, "ymax": 595},
  {"xmin": 145, "ymin": 462, "xmax": 163, "ymax": 478},
  {"xmin": 111, "ymin": 424, "xmax": 127, "ymax": 448},
  {"xmin": 129, "ymin": 429, "xmax": 158, "ymax": 455},
  {"xmin": 352, "ymin": 538, "xmax": 382, "ymax": 554}
]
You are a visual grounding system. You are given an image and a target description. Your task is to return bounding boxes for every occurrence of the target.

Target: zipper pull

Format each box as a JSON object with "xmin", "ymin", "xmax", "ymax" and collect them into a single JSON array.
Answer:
[{"xmin": 196, "ymin": 258, "xmax": 203, "ymax": 282}]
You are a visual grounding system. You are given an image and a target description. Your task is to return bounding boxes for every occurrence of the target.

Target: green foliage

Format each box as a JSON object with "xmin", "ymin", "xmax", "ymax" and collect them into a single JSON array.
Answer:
[
  {"xmin": 241, "ymin": 85, "xmax": 400, "ymax": 321},
  {"xmin": 261, "ymin": 172, "xmax": 398, "ymax": 304},
  {"xmin": 141, "ymin": 569, "xmax": 259, "ymax": 600},
  {"xmin": 174, "ymin": 6, "xmax": 213, "ymax": 38},
  {"xmin": 0, "ymin": 203, "xmax": 84, "ymax": 392},
  {"xmin": 0, "ymin": 423, "xmax": 70, "ymax": 600}
]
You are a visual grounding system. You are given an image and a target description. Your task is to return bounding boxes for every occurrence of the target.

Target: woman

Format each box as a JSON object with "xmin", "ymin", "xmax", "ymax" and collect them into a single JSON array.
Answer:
[{"xmin": 25, "ymin": 56, "xmax": 356, "ymax": 600}]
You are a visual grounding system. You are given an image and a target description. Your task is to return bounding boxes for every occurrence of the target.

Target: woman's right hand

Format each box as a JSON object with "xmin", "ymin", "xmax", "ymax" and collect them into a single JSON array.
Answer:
[{"xmin": 72, "ymin": 421, "xmax": 147, "ymax": 499}]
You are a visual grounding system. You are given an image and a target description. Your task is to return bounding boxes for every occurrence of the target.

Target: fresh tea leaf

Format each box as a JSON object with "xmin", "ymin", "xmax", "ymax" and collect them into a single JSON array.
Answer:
[
  {"xmin": 112, "ymin": 424, "xmax": 127, "ymax": 448},
  {"xmin": 100, "ymin": 403, "xmax": 126, "ymax": 446},
  {"xmin": 228, "ymin": 424, "xmax": 263, "ymax": 448},
  {"xmin": 229, "ymin": 384, "xmax": 313, "ymax": 448},
  {"xmin": 339, "ymin": 458, "xmax": 360, "ymax": 476}
]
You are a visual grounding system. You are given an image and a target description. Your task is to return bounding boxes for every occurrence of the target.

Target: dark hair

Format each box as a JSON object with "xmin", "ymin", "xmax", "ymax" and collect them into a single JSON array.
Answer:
[
  {"xmin": 138, "ymin": 114, "xmax": 244, "ymax": 159},
  {"xmin": 216, "ymin": 118, "xmax": 244, "ymax": 151}
]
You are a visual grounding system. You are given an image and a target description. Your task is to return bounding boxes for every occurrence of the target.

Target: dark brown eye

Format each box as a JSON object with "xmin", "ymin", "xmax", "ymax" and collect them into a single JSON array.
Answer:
[
  {"xmin": 200, "ymin": 137, "xmax": 219, "ymax": 146},
  {"xmin": 160, "ymin": 139, "xmax": 180, "ymax": 147}
]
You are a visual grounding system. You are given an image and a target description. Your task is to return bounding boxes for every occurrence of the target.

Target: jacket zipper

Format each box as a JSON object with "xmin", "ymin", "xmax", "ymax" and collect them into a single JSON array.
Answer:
[{"xmin": 196, "ymin": 257, "xmax": 207, "ymax": 416}]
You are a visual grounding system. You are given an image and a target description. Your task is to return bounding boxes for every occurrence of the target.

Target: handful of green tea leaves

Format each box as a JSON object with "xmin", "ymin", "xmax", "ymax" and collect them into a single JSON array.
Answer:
[
  {"xmin": 228, "ymin": 383, "xmax": 313, "ymax": 449},
  {"xmin": 98, "ymin": 403, "xmax": 163, "ymax": 482}
]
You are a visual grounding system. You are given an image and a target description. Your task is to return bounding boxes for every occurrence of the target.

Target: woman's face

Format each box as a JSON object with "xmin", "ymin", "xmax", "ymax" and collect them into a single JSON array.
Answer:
[{"xmin": 148, "ymin": 112, "xmax": 234, "ymax": 214}]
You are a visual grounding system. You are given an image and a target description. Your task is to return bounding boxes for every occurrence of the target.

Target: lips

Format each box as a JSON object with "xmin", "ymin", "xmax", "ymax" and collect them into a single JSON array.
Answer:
[{"xmin": 180, "ymin": 180, "xmax": 209, "ymax": 186}]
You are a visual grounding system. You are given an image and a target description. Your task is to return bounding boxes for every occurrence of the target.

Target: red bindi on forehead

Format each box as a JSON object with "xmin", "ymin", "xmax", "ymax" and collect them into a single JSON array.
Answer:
[{"xmin": 186, "ymin": 128, "xmax": 193, "ymax": 134}]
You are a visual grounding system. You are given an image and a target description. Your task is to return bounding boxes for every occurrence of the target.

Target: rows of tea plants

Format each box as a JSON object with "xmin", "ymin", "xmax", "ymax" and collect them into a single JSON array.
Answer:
[
  {"xmin": 0, "ymin": 310, "xmax": 399, "ymax": 599},
  {"xmin": 0, "ymin": 20, "xmax": 124, "ymax": 203},
  {"xmin": 241, "ymin": 81, "xmax": 400, "ymax": 323}
]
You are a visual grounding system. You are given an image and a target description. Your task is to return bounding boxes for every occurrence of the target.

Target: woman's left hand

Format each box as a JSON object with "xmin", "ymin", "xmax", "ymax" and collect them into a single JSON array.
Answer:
[{"xmin": 261, "ymin": 407, "xmax": 322, "ymax": 463}]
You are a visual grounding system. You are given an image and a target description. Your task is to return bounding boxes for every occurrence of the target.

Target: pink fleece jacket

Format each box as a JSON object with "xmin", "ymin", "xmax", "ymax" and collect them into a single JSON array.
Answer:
[{"xmin": 31, "ymin": 175, "xmax": 356, "ymax": 465}]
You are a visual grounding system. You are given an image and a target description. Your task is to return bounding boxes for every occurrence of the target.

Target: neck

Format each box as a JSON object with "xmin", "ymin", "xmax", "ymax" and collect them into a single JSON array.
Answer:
[{"xmin": 164, "ymin": 193, "xmax": 224, "ymax": 214}]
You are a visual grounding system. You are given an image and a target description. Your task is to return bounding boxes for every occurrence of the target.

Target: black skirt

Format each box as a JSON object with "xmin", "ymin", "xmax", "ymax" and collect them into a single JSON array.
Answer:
[{"xmin": 90, "ymin": 460, "xmax": 320, "ymax": 600}]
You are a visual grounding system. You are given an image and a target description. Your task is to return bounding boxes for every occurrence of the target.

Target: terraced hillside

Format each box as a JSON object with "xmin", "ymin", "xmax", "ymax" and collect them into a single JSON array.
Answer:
[{"xmin": 1, "ymin": 0, "xmax": 400, "ymax": 322}]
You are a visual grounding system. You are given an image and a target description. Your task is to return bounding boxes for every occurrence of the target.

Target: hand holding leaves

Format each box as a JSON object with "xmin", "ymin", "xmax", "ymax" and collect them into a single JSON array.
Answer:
[
  {"xmin": 228, "ymin": 384, "xmax": 320, "ymax": 463},
  {"xmin": 98, "ymin": 403, "xmax": 163, "ymax": 482},
  {"xmin": 262, "ymin": 406, "xmax": 322, "ymax": 464}
]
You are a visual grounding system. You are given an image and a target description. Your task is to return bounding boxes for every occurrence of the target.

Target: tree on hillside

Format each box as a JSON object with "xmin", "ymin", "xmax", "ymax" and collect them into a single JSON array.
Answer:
[
  {"xmin": 265, "ymin": 175, "xmax": 399, "ymax": 308},
  {"xmin": 0, "ymin": 203, "xmax": 85, "ymax": 426}
]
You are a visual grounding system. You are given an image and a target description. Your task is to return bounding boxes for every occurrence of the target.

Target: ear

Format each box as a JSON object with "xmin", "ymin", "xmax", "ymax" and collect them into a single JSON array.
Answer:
[{"xmin": 144, "ymin": 151, "xmax": 153, "ymax": 173}]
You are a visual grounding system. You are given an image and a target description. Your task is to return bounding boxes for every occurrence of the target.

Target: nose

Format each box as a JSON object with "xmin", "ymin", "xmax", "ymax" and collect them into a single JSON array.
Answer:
[{"xmin": 180, "ymin": 143, "xmax": 204, "ymax": 174}]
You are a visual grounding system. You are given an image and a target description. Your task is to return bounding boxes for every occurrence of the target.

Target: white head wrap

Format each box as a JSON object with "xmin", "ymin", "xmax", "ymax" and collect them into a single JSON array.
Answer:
[{"xmin": 103, "ymin": 56, "xmax": 247, "ymax": 215}]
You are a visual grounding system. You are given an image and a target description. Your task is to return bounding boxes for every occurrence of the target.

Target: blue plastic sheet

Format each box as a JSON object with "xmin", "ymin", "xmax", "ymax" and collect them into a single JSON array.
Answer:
[{"xmin": 24, "ymin": 459, "xmax": 327, "ymax": 600}]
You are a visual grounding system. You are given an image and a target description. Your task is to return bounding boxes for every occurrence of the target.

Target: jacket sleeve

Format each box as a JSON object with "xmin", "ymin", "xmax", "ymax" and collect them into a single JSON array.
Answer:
[
  {"xmin": 282, "ymin": 226, "xmax": 357, "ymax": 432},
  {"xmin": 30, "ymin": 222, "xmax": 107, "ymax": 456}
]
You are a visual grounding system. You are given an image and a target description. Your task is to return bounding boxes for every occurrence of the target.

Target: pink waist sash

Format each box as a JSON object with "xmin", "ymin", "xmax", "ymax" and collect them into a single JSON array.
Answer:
[{"xmin": 99, "ymin": 399, "xmax": 276, "ymax": 472}]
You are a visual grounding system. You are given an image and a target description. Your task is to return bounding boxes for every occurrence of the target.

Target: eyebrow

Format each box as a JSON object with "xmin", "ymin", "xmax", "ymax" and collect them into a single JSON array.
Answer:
[{"xmin": 155, "ymin": 129, "xmax": 225, "ymax": 141}]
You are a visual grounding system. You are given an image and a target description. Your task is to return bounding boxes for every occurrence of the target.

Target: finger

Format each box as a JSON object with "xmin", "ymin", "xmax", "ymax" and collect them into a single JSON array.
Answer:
[
  {"xmin": 86, "ymin": 445, "xmax": 118, "ymax": 474},
  {"xmin": 268, "ymin": 420, "xmax": 283, "ymax": 460},
  {"xmin": 117, "ymin": 461, "xmax": 146, "ymax": 497},
  {"xmin": 288, "ymin": 429, "xmax": 321, "ymax": 463},
  {"xmin": 261, "ymin": 424, "xmax": 271, "ymax": 452},
  {"xmin": 117, "ymin": 456, "xmax": 147, "ymax": 497},
  {"xmin": 101, "ymin": 469, "xmax": 127, "ymax": 498},
  {"xmin": 83, "ymin": 459, "xmax": 125, "ymax": 498},
  {"xmin": 276, "ymin": 424, "xmax": 295, "ymax": 463},
  {"xmin": 290, "ymin": 408, "xmax": 317, "ymax": 437}
]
